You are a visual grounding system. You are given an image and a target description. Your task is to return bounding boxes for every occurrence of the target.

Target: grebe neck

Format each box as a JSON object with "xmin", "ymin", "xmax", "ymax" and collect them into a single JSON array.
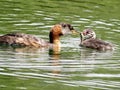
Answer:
[
  {"xmin": 49, "ymin": 30, "xmax": 61, "ymax": 45},
  {"xmin": 49, "ymin": 31, "xmax": 61, "ymax": 54}
]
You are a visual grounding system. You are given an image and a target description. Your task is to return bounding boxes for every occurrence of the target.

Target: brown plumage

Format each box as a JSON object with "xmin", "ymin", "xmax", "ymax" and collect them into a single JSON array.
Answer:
[
  {"xmin": 0, "ymin": 32, "xmax": 48, "ymax": 47},
  {"xmin": 80, "ymin": 29, "xmax": 113, "ymax": 51},
  {"xmin": 0, "ymin": 23, "xmax": 76, "ymax": 48}
]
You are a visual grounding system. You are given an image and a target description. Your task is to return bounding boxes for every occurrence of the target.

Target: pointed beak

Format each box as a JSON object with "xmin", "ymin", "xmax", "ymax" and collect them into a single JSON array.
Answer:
[
  {"xmin": 71, "ymin": 30, "xmax": 79, "ymax": 35},
  {"xmin": 80, "ymin": 32, "xmax": 84, "ymax": 41}
]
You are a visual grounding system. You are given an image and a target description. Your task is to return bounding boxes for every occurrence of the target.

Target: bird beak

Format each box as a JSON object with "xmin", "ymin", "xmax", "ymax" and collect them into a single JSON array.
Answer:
[
  {"xmin": 71, "ymin": 30, "xmax": 79, "ymax": 35},
  {"xmin": 80, "ymin": 32, "xmax": 84, "ymax": 41}
]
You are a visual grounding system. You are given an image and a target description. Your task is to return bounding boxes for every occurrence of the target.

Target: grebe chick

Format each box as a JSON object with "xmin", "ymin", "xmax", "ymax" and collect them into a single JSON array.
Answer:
[
  {"xmin": 80, "ymin": 29, "xmax": 113, "ymax": 51},
  {"xmin": 0, "ymin": 23, "xmax": 77, "ymax": 48}
]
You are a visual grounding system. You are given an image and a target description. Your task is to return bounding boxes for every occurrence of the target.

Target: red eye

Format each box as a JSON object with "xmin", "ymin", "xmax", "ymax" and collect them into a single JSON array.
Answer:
[
  {"xmin": 86, "ymin": 29, "xmax": 92, "ymax": 35},
  {"xmin": 83, "ymin": 29, "xmax": 91, "ymax": 35},
  {"xmin": 86, "ymin": 31, "xmax": 89, "ymax": 34}
]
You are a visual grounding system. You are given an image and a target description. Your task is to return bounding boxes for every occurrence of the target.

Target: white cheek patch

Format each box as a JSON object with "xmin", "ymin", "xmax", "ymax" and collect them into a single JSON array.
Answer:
[
  {"xmin": 91, "ymin": 32, "xmax": 96, "ymax": 39},
  {"xmin": 61, "ymin": 27, "xmax": 71, "ymax": 35}
]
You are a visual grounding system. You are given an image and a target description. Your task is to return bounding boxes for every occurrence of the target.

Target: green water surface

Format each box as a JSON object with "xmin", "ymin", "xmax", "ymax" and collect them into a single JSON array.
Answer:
[{"xmin": 0, "ymin": 0, "xmax": 120, "ymax": 90}]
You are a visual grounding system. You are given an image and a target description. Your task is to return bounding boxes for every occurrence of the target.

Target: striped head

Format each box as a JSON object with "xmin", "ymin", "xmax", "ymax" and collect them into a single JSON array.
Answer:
[
  {"xmin": 80, "ymin": 29, "xmax": 96, "ymax": 42},
  {"xmin": 49, "ymin": 23, "xmax": 77, "ymax": 43}
]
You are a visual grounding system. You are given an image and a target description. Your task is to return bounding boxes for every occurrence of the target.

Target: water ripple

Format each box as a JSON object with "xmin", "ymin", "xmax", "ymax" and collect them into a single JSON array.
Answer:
[{"xmin": 0, "ymin": 0, "xmax": 120, "ymax": 90}]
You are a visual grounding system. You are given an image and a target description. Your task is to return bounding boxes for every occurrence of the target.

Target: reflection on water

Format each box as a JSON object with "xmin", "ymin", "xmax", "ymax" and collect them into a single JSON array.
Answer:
[{"xmin": 0, "ymin": 0, "xmax": 120, "ymax": 90}]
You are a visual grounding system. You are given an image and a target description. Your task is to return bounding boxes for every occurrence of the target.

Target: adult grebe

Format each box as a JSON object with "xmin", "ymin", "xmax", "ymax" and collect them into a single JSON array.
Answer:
[
  {"xmin": 79, "ymin": 29, "xmax": 113, "ymax": 51},
  {"xmin": 0, "ymin": 23, "xmax": 77, "ymax": 49}
]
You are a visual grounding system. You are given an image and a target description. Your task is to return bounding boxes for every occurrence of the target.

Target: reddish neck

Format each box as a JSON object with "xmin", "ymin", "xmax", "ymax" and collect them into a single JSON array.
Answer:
[{"xmin": 49, "ymin": 25, "xmax": 63, "ymax": 54}]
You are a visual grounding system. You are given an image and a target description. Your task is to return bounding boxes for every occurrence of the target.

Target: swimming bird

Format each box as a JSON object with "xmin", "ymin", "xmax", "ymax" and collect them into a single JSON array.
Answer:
[
  {"xmin": 79, "ymin": 29, "xmax": 113, "ymax": 51},
  {"xmin": 0, "ymin": 23, "xmax": 77, "ymax": 53}
]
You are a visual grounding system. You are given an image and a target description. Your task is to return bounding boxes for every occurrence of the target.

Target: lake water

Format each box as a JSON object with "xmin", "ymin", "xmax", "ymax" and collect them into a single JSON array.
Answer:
[{"xmin": 0, "ymin": 0, "xmax": 120, "ymax": 90}]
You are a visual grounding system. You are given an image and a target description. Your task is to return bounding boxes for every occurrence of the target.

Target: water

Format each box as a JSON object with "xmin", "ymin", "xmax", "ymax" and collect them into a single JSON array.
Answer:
[{"xmin": 0, "ymin": 0, "xmax": 120, "ymax": 90}]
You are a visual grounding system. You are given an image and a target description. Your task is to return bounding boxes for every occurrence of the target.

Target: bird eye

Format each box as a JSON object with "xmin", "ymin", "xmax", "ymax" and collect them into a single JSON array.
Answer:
[
  {"xmin": 68, "ymin": 24, "xmax": 74, "ymax": 30},
  {"xmin": 86, "ymin": 31, "xmax": 89, "ymax": 34},
  {"xmin": 61, "ymin": 23, "xmax": 67, "ymax": 27}
]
